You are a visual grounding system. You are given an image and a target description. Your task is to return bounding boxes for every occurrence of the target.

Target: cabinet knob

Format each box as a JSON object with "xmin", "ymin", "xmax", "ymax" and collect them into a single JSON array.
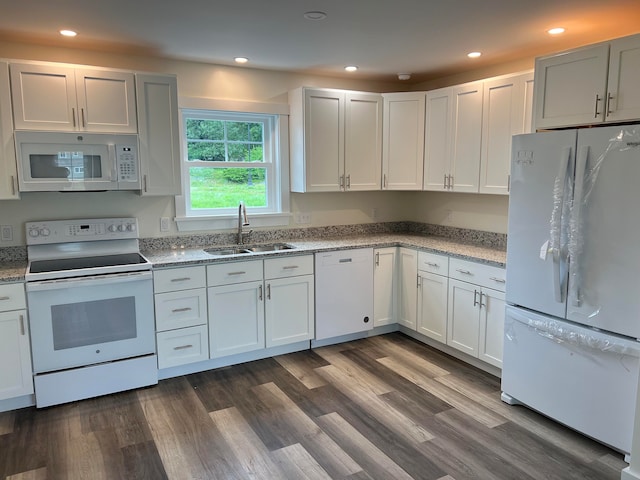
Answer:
[{"xmin": 363, "ymin": 316, "xmax": 370, "ymax": 323}]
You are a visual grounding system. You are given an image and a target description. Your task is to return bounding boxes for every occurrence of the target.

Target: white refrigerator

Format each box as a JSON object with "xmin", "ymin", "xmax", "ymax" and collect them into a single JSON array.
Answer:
[{"xmin": 502, "ymin": 124, "xmax": 640, "ymax": 454}]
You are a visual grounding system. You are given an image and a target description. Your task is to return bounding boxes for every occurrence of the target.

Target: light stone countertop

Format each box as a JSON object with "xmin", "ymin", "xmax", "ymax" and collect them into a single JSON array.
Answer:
[{"xmin": 0, "ymin": 262, "xmax": 28, "ymax": 284}]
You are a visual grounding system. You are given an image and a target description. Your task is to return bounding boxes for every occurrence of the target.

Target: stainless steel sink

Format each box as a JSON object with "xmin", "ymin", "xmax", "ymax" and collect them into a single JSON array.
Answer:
[
  {"xmin": 245, "ymin": 243, "xmax": 295, "ymax": 252},
  {"xmin": 204, "ymin": 247, "xmax": 251, "ymax": 256}
]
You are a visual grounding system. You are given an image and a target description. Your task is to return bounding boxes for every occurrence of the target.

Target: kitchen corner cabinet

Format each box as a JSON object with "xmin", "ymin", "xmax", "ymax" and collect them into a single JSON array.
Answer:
[
  {"xmin": 289, "ymin": 87, "xmax": 382, "ymax": 193},
  {"xmin": 315, "ymin": 248, "xmax": 374, "ymax": 340},
  {"xmin": 10, "ymin": 62, "xmax": 137, "ymax": 133},
  {"xmin": 446, "ymin": 258, "xmax": 506, "ymax": 368},
  {"xmin": 136, "ymin": 73, "xmax": 182, "ymax": 196},
  {"xmin": 207, "ymin": 261, "xmax": 265, "ymax": 357},
  {"xmin": 423, "ymin": 82, "xmax": 483, "ymax": 193},
  {"xmin": 373, "ymin": 247, "xmax": 398, "ymax": 327},
  {"xmin": 397, "ymin": 247, "xmax": 418, "ymax": 329},
  {"xmin": 0, "ymin": 61, "xmax": 18, "ymax": 200},
  {"xmin": 479, "ymin": 71, "xmax": 534, "ymax": 195},
  {"xmin": 0, "ymin": 283, "xmax": 33, "ymax": 401},
  {"xmin": 154, "ymin": 266, "xmax": 208, "ymax": 369},
  {"xmin": 382, "ymin": 92, "xmax": 425, "ymax": 190},
  {"xmin": 416, "ymin": 251, "xmax": 449, "ymax": 342},
  {"xmin": 264, "ymin": 256, "xmax": 314, "ymax": 347},
  {"xmin": 534, "ymin": 33, "xmax": 640, "ymax": 129}
]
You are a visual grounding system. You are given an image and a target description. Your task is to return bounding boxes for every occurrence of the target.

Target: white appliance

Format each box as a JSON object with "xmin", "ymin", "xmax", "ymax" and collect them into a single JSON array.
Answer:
[
  {"xmin": 16, "ymin": 131, "xmax": 140, "ymax": 192},
  {"xmin": 502, "ymin": 124, "xmax": 640, "ymax": 454},
  {"xmin": 25, "ymin": 218, "xmax": 157, "ymax": 407}
]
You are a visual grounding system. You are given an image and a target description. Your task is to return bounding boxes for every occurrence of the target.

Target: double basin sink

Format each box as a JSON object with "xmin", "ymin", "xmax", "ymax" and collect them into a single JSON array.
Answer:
[{"xmin": 204, "ymin": 243, "xmax": 295, "ymax": 256}]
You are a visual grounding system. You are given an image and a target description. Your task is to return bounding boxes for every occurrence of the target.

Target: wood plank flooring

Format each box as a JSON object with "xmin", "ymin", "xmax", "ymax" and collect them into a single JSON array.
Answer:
[{"xmin": 0, "ymin": 332, "xmax": 627, "ymax": 479}]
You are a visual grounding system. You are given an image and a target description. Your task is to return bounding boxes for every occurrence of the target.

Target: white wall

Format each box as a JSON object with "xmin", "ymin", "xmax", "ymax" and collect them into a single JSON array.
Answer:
[{"xmin": 0, "ymin": 40, "xmax": 522, "ymax": 246}]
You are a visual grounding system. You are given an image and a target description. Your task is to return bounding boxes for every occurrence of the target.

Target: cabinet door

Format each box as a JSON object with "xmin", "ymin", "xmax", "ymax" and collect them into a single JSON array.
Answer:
[
  {"xmin": 0, "ymin": 310, "xmax": 33, "ymax": 400},
  {"xmin": 382, "ymin": 92, "xmax": 425, "ymax": 190},
  {"xmin": 208, "ymin": 281, "xmax": 265, "ymax": 357},
  {"xmin": 345, "ymin": 92, "xmax": 382, "ymax": 191},
  {"xmin": 605, "ymin": 35, "xmax": 640, "ymax": 123},
  {"xmin": 304, "ymin": 89, "xmax": 345, "ymax": 192},
  {"xmin": 447, "ymin": 279, "xmax": 479, "ymax": 356},
  {"xmin": 0, "ymin": 61, "xmax": 18, "ymax": 200},
  {"xmin": 75, "ymin": 69, "xmax": 137, "ymax": 133},
  {"xmin": 10, "ymin": 63, "xmax": 77, "ymax": 131},
  {"xmin": 265, "ymin": 275, "xmax": 314, "ymax": 347},
  {"xmin": 450, "ymin": 82, "xmax": 483, "ymax": 193},
  {"xmin": 480, "ymin": 73, "xmax": 531, "ymax": 195},
  {"xmin": 136, "ymin": 74, "xmax": 182, "ymax": 196},
  {"xmin": 397, "ymin": 248, "xmax": 418, "ymax": 330},
  {"xmin": 533, "ymin": 44, "xmax": 609, "ymax": 129},
  {"xmin": 424, "ymin": 87, "xmax": 452, "ymax": 191},
  {"xmin": 478, "ymin": 287, "xmax": 505, "ymax": 368},
  {"xmin": 417, "ymin": 272, "xmax": 448, "ymax": 342},
  {"xmin": 373, "ymin": 247, "xmax": 397, "ymax": 327}
]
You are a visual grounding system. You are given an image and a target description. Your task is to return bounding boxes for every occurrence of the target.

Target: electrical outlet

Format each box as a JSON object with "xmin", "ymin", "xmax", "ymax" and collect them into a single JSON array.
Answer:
[
  {"xmin": 371, "ymin": 208, "xmax": 379, "ymax": 220},
  {"xmin": 160, "ymin": 217, "xmax": 170, "ymax": 232},
  {"xmin": 0, "ymin": 225, "xmax": 13, "ymax": 242},
  {"xmin": 444, "ymin": 210, "xmax": 454, "ymax": 224},
  {"xmin": 295, "ymin": 212, "xmax": 311, "ymax": 224}
]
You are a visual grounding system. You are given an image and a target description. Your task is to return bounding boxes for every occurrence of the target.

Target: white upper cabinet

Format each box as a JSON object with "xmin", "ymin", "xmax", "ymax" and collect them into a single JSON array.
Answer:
[
  {"xmin": 382, "ymin": 92, "xmax": 425, "ymax": 190},
  {"xmin": 0, "ymin": 61, "xmax": 18, "ymax": 200},
  {"xmin": 10, "ymin": 63, "xmax": 137, "ymax": 133},
  {"xmin": 479, "ymin": 71, "xmax": 534, "ymax": 195},
  {"xmin": 424, "ymin": 82, "xmax": 483, "ymax": 193},
  {"xmin": 136, "ymin": 73, "xmax": 182, "ymax": 196},
  {"xmin": 289, "ymin": 87, "xmax": 382, "ymax": 192},
  {"xmin": 534, "ymin": 33, "xmax": 640, "ymax": 129}
]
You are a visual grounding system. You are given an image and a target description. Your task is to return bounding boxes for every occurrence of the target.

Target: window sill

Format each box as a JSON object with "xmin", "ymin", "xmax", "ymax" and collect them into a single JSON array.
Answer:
[{"xmin": 175, "ymin": 213, "xmax": 292, "ymax": 232}]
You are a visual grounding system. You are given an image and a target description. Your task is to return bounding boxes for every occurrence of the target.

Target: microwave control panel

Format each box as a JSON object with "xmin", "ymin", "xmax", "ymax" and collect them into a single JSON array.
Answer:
[{"xmin": 116, "ymin": 144, "xmax": 139, "ymax": 183}]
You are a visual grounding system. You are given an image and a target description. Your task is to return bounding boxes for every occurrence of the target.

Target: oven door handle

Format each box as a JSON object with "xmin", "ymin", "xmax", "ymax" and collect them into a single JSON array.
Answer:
[{"xmin": 26, "ymin": 271, "xmax": 152, "ymax": 292}]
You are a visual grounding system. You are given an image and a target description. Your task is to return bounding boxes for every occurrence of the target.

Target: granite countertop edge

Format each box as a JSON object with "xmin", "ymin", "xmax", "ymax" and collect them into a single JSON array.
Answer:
[{"xmin": 0, "ymin": 234, "xmax": 506, "ymax": 283}]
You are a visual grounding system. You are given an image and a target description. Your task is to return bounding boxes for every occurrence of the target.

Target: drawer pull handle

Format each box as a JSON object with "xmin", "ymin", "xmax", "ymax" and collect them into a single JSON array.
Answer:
[
  {"xmin": 456, "ymin": 269, "xmax": 472, "ymax": 275},
  {"xmin": 170, "ymin": 277, "xmax": 191, "ymax": 282},
  {"xmin": 171, "ymin": 307, "xmax": 192, "ymax": 313},
  {"xmin": 19, "ymin": 314, "xmax": 25, "ymax": 336},
  {"xmin": 489, "ymin": 277, "xmax": 506, "ymax": 283},
  {"xmin": 173, "ymin": 344, "xmax": 193, "ymax": 351},
  {"xmin": 339, "ymin": 258, "xmax": 352, "ymax": 263},
  {"xmin": 0, "ymin": 296, "xmax": 10, "ymax": 301},
  {"xmin": 426, "ymin": 262, "xmax": 439, "ymax": 267},
  {"xmin": 227, "ymin": 271, "xmax": 247, "ymax": 276},
  {"xmin": 282, "ymin": 265, "xmax": 299, "ymax": 270}
]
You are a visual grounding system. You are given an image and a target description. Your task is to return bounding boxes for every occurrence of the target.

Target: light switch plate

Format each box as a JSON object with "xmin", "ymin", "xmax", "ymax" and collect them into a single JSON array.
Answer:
[
  {"xmin": 160, "ymin": 217, "xmax": 170, "ymax": 232},
  {"xmin": 0, "ymin": 225, "xmax": 13, "ymax": 242}
]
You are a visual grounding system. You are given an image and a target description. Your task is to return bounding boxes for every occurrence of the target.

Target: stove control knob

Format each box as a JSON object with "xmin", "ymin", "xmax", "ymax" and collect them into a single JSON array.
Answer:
[
  {"xmin": 107, "ymin": 224, "xmax": 117, "ymax": 233},
  {"xmin": 28, "ymin": 228, "xmax": 39, "ymax": 237},
  {"xmin": 126, "ymin": 223, "xmax": 136, "ymax": 232},
  {"xmin": 39, "ymin": 228, "xmax": 50, "ymax": 237},
  {"xmin": 117, "ymin": 224, "xmax": 126, "ymax": 232}
]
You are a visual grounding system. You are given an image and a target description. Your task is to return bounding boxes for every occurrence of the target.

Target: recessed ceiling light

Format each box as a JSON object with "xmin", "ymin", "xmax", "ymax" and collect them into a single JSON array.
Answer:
[
  {"xmin": 547, "ymin": 27, "xmax": 566, "ymax": 35},
  {"xmin": 467, "ymin": 51, "xmax": 482, "ymax": 58},
  {"xmin": 59, "ymin": 29, "xmax": 77, "ymax": 37},
  {"xmin": 344, "ymin": 65, "xmax": 358, "ymax": 72},
  {"xmin": 304, "ymin": 11, "xmax": 327, "ymax": 20},
  {"xmin": 234, "ymin": 57, "xmax": 249, "ymax": 64}
]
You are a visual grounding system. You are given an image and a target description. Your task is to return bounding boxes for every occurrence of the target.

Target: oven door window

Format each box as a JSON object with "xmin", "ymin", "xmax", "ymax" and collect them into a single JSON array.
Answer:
[{"xmin": 51, "ymin": 296, "xmax": 137, "ymax": 350}]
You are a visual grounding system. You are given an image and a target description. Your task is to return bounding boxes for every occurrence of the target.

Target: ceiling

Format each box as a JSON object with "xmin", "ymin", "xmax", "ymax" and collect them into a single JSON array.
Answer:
[{"xmin": 1, "ymin": 0, "xmax": 639, "ymax": 83}]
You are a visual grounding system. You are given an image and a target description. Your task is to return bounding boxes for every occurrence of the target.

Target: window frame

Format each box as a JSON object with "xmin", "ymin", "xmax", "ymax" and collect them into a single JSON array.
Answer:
[{"xmin": 174, "ymin": 98, "xmax": 291, "ymax": 232}]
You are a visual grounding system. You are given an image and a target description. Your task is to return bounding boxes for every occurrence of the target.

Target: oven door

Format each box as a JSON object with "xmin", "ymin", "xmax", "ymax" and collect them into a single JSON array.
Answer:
[{"xmin": 26, "ymin": 271, "xmax": 155, "ymax": 373}]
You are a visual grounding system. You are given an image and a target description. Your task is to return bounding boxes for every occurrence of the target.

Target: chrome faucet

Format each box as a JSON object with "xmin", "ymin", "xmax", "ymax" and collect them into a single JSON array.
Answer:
[{"xmin": 237, "ymin": 202, "xmax": 251, "ymax": 245}]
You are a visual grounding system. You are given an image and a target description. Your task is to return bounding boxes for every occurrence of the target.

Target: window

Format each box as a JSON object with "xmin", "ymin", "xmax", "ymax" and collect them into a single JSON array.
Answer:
[{"xmin": 176, "ymin": 104, "xmax": 290, "ymax": 231}]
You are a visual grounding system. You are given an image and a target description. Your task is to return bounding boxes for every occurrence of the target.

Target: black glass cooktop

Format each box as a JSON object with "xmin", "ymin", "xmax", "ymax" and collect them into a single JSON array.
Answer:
[{"xmin": 29, "ymin": 253, "xmax": 148, "ymax": 274}]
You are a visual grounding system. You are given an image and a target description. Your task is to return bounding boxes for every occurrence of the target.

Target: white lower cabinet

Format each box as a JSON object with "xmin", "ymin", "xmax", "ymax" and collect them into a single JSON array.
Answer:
[
  {"xmin": 0, "ymin": 283, "xmax": 33, "ymax": 401},
  {"xmin": 397, "ymin": 248, "xmax": 418, "ymax": 330},
  {"xmin": 447, "ymin": 258, "xmax": 506, "ymax": 368},
  {"xmin": 417, "ymin": 252, "xmax": 449, "ymax": 342},
  {"xmin": 373, "ymin": 247, "xmax": 398, "ymax": 327},
  {"xmin": 154, "ymin": 266, "xmax": 209, "ymax": 369}
]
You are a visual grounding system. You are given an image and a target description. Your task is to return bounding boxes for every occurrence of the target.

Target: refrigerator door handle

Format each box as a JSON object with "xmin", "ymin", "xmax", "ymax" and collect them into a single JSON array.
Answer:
[
  {"xmin": 551, "ymin": 146, "xmax": 572, "ymax": 303},
  {"xmin": 568, "ymin": 145, "xmax": 590, "ymax": 307}
]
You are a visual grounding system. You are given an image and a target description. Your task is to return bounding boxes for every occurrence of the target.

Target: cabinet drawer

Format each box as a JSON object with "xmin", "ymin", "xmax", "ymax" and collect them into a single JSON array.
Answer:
[
  {"xmin": 418, "ymin": 251, "xmax": 449, "ymax": 276},
  {"xmin": 207, "ymin": 260, "xmax": 263, "ymax": 286},
  {"xmin": 264, "ymin": 255, "xmax": 314, "ymax": 279},
  {"xmin": 155, "ymin": 288, "xmax": 207, "ymax": 332},
  {"xmin": 449, "ymin": 258, "xmax": 506, "ymax": 292},
  {"xmin": 0, "ymin": 283, "xmax": 26, "ymax": 311},
  {"xmin": 157, "ymin": 324, "xmax": 209, "ymax": 369},
  {"xmin": 154, "ymin": 266, "xmax": 206, "ymax": 293}
]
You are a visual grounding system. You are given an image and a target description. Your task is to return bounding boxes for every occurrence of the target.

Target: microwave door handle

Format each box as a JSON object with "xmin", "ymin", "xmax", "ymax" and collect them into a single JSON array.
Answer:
[{"xmin": 109, "ymin": 144, "xmax": 118, "ymax": 181}]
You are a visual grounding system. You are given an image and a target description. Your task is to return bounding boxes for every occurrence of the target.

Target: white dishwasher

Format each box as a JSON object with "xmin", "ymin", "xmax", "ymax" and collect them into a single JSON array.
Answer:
[{"xmin": 314, "ymin": 248, "xmax": 374, "ymax": 340}]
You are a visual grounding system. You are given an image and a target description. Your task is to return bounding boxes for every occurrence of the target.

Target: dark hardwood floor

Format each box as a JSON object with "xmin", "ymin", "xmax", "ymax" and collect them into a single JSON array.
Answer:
[{"xmin": 0, "ymin": 333, "xmax": 627, "ymax": 479}]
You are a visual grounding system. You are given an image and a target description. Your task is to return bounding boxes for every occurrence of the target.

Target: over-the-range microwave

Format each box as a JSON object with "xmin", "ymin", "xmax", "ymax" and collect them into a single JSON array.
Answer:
[{"xmin": 15, "ymin": 131, "xmax": 140, "ymax": 192}]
